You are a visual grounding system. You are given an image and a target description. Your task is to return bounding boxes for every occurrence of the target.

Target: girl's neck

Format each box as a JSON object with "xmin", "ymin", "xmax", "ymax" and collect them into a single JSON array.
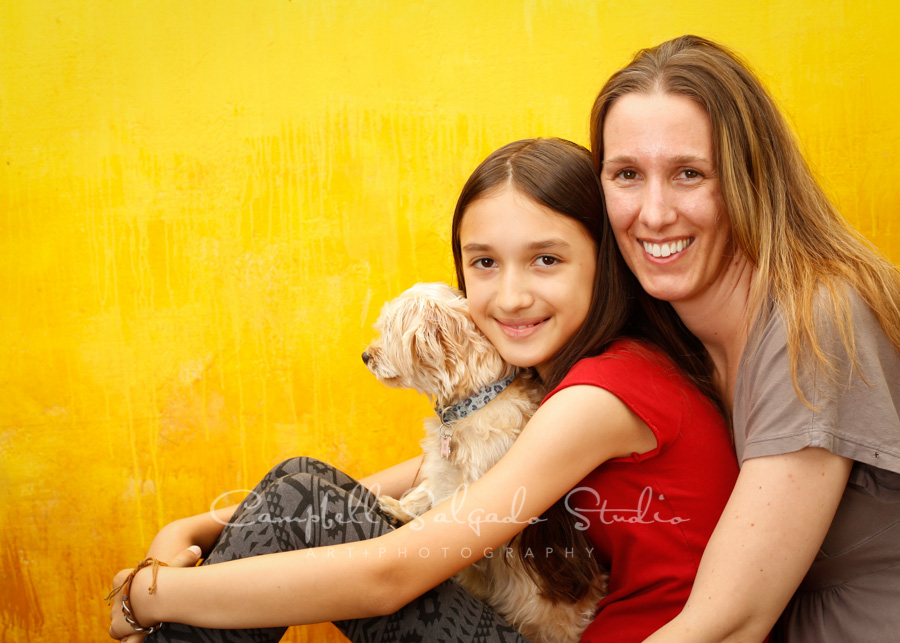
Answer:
[{"xmin": 672, "ymin": 254, "xmax": 756, "ymax": 410}]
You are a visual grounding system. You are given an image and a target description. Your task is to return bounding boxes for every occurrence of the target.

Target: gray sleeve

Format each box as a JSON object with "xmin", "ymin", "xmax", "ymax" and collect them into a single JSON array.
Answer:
[{"xmin": 733, "ymin": 289, "xmax": 900, "ymax": 474}]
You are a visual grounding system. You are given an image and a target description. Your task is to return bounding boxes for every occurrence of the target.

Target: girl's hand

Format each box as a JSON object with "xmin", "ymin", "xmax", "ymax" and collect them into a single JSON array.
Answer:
[
  {"xmin": 145, "ymin": 505, "xmax": 237, "ymax": 562},
  {"xmin": 108, "ymin": 546, "xmax": 202, "ymax": 641},
  {"xmin": 118, "ymin": 631, "xmax": 150, "ymax": 643}
]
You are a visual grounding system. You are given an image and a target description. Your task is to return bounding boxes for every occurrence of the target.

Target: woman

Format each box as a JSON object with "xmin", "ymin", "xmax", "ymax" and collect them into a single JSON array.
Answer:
[
  {"xmin": 108, "ymin": 138, "xmax": 738, "ymax": 642},
  {"xmin": 591, "ymin": 35, "xmax": 900, "ymax": 641}
]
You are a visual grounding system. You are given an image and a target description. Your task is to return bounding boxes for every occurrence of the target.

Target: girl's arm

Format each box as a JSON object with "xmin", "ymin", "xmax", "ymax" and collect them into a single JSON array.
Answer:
[
  {"xmin": 109, "ymin": 511, "xmax": 235, "ymax": 643},
  {"xmin": 644, "ymin": 446, "xmax": 852, "ymax": 643},
  {"xmin": 139, "ymin": 456, "xmax": 421, "ymax": 564},
  {"xmin": 143, "ymin": 505, "xmax": 238, "ymax": 561},
  {"xmin": 359, "ymin": 455, "xmax": 424, "ymax": 498},
  {"xmin": 110, "ymin": 384, "xmax": 655, "ymax": 634}
]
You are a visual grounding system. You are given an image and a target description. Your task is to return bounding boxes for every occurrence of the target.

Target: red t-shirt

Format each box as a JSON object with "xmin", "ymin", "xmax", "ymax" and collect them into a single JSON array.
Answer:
[{"xmin": 545, "ymin": 340, "xmax": 738, "ymax": 642}]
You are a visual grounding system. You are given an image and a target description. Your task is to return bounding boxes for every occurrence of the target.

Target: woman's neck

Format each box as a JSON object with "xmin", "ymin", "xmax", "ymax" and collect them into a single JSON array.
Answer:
[{"xmin": 672, "ymin": 254, "xmax": 756, "ymax": 410}]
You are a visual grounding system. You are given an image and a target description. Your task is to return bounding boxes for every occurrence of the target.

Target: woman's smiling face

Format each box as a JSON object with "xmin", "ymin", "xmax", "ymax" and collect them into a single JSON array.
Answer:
[
  {"xmin": 600, "ymin": 91, "xmax": 735, "ymax": 307},
  {"xmin": 459, "ymin": 186, "xmax": 597, "ymax": 380}
]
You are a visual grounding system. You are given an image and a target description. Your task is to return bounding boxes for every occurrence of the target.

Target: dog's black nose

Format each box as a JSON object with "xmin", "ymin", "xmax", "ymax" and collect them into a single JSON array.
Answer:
[{"xmin": 362, "ymin": 352, "xmax": 370, "ymax": 365}]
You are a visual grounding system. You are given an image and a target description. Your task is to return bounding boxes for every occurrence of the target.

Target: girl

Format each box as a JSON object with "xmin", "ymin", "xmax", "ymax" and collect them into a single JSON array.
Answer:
[
  {"xmin": 109, "ymin": 138, "xmax": 738, "ymax": 643},
  {"xmin": 591, "ymin": 35, "xmax": 900, "ymax": 641}
]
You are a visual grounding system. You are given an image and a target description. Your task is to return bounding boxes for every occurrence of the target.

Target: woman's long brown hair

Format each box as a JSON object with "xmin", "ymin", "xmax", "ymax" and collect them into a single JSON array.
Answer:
[{"xmin": 590, "ymin": 34, "xmax": 900, "ymax": 404}]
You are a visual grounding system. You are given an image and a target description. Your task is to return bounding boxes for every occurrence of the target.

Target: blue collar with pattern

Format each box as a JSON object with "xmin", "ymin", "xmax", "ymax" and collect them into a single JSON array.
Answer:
[
  {"xmin": 434, "ymin": 375, "xmax": 515, "ymax": 424},
  {"xmin": 434, "ymin": 375, "xmax": 515, "ymax": 459}
]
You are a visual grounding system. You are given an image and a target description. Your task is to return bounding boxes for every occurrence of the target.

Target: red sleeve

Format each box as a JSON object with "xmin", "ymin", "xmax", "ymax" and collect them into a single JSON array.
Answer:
[{"xmin": 544, "ymin": 339, "xmax": 713, "ymax": 460}]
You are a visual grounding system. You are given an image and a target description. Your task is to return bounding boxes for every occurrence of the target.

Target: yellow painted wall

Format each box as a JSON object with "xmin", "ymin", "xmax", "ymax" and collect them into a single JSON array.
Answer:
[{"xmin": 1, "ymin": 1, "xmax": 898, "ymax": 640}]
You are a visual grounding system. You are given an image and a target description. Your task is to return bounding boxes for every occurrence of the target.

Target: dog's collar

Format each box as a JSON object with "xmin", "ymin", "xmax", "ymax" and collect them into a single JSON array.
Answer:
[
  {"xmin": 435, "ymin": 375, "xmax": 515, "ymax": 424},
  {"xmin": 434, "ymin": 375, "xmax": 515, "ymax": 459}
]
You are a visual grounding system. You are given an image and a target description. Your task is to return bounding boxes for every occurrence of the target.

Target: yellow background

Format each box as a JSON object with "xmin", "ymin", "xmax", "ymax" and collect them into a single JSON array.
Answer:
[{"xmin": 2, "ymin": 1, "xmax": 898, "ymax": 640}]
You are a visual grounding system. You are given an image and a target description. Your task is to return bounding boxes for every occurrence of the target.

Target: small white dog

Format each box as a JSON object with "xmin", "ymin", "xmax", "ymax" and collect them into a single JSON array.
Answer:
[{"xmin": 362, "ymin": 282, "xmax": 604, "ymax": 642}]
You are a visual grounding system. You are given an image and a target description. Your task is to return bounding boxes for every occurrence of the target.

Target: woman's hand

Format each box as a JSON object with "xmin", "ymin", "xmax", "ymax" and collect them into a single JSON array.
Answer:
[{"xmin": 108, "ymin": 546, "xmax": 202, "ymax": 641}]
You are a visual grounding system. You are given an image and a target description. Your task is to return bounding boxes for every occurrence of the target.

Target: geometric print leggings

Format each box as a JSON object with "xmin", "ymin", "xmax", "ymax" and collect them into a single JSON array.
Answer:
[{"xmin": 145, "ymin": 457, "xmax": 531, "ymax": 642}]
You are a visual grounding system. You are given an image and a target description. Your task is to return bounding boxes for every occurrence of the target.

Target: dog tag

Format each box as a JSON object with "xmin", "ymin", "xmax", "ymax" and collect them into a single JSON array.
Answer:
[{"xmin": 438, "ymin": 422, "xmax": 453, "ymax": 459}]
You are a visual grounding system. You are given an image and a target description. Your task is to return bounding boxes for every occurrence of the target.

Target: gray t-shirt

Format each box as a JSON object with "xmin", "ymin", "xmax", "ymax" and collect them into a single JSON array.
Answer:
[{"xmin": 734, "ymin": 288, "xmax": 900, "ymax": 642}]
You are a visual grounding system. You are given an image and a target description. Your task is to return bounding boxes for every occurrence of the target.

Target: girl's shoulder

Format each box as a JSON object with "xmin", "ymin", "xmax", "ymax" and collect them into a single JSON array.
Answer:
[
  {"xmin": 562, "ymin": 338, "xmax": 684, "ymax": 385},
  {"xmin": 545, "ymin": 339, "xmax": 728, "ymax": 462},
  {"xmin": 545, "ymin": 338, "xmax": 719, "ymax": 429}
]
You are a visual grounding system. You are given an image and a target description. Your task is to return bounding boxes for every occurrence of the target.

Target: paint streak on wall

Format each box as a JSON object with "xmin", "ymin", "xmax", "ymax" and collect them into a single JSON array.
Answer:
[{"xmin": 1, "ymin": 1, "xmax": 898, "ymax": 640}]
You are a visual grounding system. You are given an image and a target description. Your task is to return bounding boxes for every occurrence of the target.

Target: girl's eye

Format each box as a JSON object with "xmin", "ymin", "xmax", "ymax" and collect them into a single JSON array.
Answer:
[
  {"xmin": 536, "ymin": 255, "xmax": 558, "ymax": 266},
  {"xmin": 475, "ymin": 258, "xmax": 496, "ymax": 269}
]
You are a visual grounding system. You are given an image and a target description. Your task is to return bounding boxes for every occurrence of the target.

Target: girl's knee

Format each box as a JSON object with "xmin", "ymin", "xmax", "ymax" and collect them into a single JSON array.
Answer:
[
  {"xmin": 261, "ymin": 458, "xmax": 361, "ymax": 501},
  {"xmin": 262, "ymin": 471, "xmax": 319, "ymax": 505},
  {"xmin": 262, "ymin": 471, "xmax": 370, "ymax": 517},
  {"xmin": 267, "ymin": 456, "xmax": 331, "ymax": 478}
]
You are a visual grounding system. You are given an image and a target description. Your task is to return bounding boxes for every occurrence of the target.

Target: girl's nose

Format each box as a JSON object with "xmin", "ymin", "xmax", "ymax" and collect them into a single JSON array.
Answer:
[{"xmin": 496, "ymin": 270, "xmax": 534, "ymax": 312}]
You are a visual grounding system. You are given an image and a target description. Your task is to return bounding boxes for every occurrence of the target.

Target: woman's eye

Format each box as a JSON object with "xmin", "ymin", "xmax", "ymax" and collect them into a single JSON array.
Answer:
[
  {"xmin": 617, "ymin": 169, "xmax": 638, "ymax": 180},
  {"xmin": 681, "ymin": 169, "xmax": 702, "ymax": 180}
]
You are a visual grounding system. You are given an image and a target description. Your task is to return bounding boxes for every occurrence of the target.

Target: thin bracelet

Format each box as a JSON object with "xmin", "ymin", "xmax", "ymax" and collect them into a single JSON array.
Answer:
[{"xmin": 106, "ymin": 558, "xmax": 168, "ymax": 634}]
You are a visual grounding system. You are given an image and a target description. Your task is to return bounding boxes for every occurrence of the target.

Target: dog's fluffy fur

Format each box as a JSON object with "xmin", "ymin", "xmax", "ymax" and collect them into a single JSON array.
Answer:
[{"xmin": 363, "ymin": 282, "xmax": 604, "ymax": 642}]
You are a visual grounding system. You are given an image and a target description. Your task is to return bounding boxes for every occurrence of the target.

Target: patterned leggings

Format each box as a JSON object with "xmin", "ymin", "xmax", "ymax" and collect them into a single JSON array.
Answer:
[{"xmin": 146, "ymin": 457, "xmax": 530, "ymax": 642}]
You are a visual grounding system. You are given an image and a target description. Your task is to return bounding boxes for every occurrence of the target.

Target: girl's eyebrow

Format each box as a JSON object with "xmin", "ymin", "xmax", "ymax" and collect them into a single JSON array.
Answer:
[
  {"xmin": 462, "ymin": 239, "xmax": 571, "ymax": 253},
  {"xmin": 528, "ymin": 238, "xmax": 572, "ymax": 251}
]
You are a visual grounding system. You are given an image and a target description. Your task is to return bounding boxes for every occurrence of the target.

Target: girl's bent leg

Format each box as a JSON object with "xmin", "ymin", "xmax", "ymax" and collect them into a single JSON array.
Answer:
[
  {"xmin": 146, "ymin": 458, "xmax": 528, "ymax": 643},
  {"xmin": 335, "ymin": 579, "xmax": 530, "ymax": 642}
]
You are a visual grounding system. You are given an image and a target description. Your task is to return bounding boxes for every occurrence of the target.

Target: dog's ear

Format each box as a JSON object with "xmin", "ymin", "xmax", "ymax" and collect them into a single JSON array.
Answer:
[
  {"xmin": 409, "ymin": 299, "xmax": 464, "ymax": 363},
  {"xmin": 405, "ymin": 298, "xmax": 472, "ymax": 399},
  {"xmin": 430, "ymin": 295, "xmax": 512, "ymax": 390}
]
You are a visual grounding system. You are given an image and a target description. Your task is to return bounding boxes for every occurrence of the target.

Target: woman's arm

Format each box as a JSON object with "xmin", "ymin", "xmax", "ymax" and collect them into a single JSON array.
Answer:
[
  {"xmin": 644, "ymin": 447, "xmax": 852, "ymax": 643},
  {"xmin": 111, "ymin": 384, "xmax": 654, "ymax": 634}
]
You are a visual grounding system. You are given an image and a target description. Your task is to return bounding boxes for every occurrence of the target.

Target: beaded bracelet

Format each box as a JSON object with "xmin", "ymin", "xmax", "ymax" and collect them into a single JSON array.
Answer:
[{"xmin": 106, "ymin": 557, "xmax": 168, "ymax": 634}]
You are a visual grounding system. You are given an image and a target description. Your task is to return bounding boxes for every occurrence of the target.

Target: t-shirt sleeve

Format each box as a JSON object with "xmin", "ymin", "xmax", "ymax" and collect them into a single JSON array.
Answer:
[
  {"xmin": 734, "ymin": 289, "xmax": 900, "ymax": 474},
  {"xmin": 545, "ymin": 341, "xmax": 713, "ymax": 459}
]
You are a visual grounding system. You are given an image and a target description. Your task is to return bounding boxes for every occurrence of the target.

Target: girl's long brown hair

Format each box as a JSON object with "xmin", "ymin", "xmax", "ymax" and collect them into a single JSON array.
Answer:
[{"xmin": 451, "ymin": 138, "xmax": 720, "ymax": 603}]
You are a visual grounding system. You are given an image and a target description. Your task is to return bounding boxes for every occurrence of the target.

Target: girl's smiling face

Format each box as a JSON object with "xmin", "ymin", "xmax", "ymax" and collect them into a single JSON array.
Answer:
[
  {"xmin": 459, "ymin": 186, "xmax": 597, "ymax": 380},
  {"xmin": 600, "ymin": 92, "xmax": 735, "ymax": 308}
]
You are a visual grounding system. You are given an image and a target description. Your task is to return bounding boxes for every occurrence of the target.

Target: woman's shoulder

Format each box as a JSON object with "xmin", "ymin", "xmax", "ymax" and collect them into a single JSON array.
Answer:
[
  {"xmin": 756, "ymin": 283, "xmax": 891, "ymax": 355},
  {"xmin": 749, "ymin": 284, "xmax": 898, "ymax": 384},
  {"xmin": 738, "ymin": 285, "xmax": 900, "ymax": 472}
]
